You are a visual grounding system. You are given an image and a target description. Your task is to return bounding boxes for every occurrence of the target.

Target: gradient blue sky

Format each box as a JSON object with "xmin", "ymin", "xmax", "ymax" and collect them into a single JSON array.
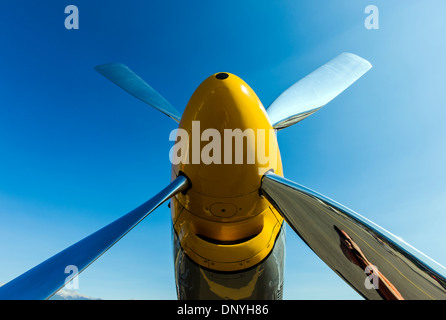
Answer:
[{"xmin": 1, "ymin": 0, "xmax": 446, "ymax": 300}]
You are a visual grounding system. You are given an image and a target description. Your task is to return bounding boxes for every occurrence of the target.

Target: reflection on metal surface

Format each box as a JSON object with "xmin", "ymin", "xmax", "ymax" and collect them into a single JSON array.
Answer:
[
  {"xmin": 266, "ymin": 52, "xmax": 372, "ymax": 130},
  {"xmin": 334, "ymin": 226, "xmax": 404, "ymax": 300},
  {"xmin": 199, "ymin": 265, "xmax": 264, "ymax": 300},
  {"xmin": 173, "ymin": 225, "xmax": 286, "ymax": 300},
  {"xmin": 261, "ymin": 172, "xmax": 446, "ymax": 300}
]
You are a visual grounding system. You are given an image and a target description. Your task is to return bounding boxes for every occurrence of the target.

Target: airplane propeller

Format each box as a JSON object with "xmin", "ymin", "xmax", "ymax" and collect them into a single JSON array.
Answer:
[
  {"xmin": 261, "ymin": 172, "xmax": 446, "ymax": 300},
  {"xmin": 95, "ymin": 62, "xmax": 182, "ymax": 123},
  {"xmin": 266, "ymin": 52, "xmax": 372, "ymax": 130},
  {"xmin": 0, "ymin": 175, "xmax": 189, "ymax": 300},
  {"xmin": 1, "ymin": 53, "xmax": 445, "ymax": 300}
]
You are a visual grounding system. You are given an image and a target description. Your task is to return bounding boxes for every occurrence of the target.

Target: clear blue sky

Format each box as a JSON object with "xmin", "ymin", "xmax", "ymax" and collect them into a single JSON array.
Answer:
[{"xmin": 1, "ymin": 0, "xmax": 446, "ymax": 299}]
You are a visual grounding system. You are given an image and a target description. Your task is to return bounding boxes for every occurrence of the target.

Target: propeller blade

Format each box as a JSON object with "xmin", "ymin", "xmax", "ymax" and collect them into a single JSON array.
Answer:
[
  {"xmin": 260, "ymin": 172, "xmax": 446, "ymax": 300},
  {"xmin": 0, "ymin": 175, "xmax": 188, "ymax": 300},
  {"xmin": 266, "ymin": 52, "xmax": 372, "ymax": 130},
  {"xmin": 95, "ymin": 63, "xmax": 182, "ymax": 122}
]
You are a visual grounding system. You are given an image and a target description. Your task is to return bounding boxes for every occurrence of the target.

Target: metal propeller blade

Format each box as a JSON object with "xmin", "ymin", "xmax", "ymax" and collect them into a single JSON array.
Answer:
[
  {"xmin": 266, "ymin": 52, "xmax": 372, "ymax": 130},
  {"xmin": 260, "ymin": 172, "xmax": 446, "ymax": 300},
  {"xmin": 0, "ymin": 175, "xmax": 188, "ymax": 300},
  {"xmin": 95, "ymin": 63, "xmax": 182, "ymax": 122}
]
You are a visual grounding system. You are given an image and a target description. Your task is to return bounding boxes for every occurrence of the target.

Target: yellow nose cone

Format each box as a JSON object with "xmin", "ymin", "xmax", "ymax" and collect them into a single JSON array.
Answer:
[
  {"xmin": 172, "ymin": 72, "xmax": 282, "ymax": 200},
  {"xmin": 170, "ymin": 73, "xmax": 284, "ymax": 271}
]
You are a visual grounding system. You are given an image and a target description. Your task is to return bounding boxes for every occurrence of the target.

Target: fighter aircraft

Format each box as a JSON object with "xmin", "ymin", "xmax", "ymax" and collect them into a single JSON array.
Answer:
[{"xmin": 1, "ymin": 52, "xmax": 445, "ymax": 300}]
